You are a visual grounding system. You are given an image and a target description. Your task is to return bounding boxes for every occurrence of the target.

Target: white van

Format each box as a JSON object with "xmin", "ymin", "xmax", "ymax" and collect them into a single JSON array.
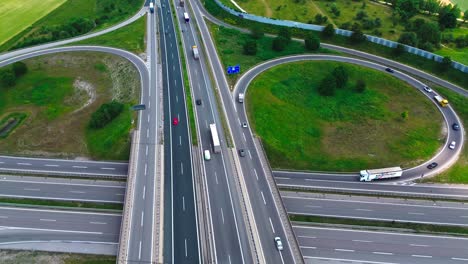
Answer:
[{"xmin": 204, "ymin": 150, "xmax": 211, "ymax": 160}]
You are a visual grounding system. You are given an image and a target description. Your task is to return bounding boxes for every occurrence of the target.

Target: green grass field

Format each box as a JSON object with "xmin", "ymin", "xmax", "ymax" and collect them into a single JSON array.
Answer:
[
  {"xmin": 450, "ymin": 0, "xmax": 468, "ymax": 10},
  {"xmin": 0, "ymin": 0, "xmax": 66, "ymax": 45},
  {"xmin": 0, "ymin": 250, "xmax": 116, "ymax": 264},
  {"xmin": 74, "ymin": 16, "xmax": 146, "ymax": 54},
  {"xmin": 0, "ymin": 52, "xmax": 139, "ymax": 160},
  {"xmin": 247, "ymin": 61, "xmax": 442, "ymax": 171}
]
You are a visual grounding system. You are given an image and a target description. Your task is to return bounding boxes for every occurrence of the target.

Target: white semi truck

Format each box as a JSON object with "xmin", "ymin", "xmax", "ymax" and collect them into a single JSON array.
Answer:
[
  {"xmin": 359, "ymin": 167, "xmax": 402, "ymax": 182},
  {"xmin": 149, "ymin": 2, "xmax": 154, "ymax": 13},
  {"xmin": 184, "ymin": 12, "xmax": 190, "ymax": 22},
  {"xmin": 209, "ymin": 124, "xmax": 221, "ymax": 153}
]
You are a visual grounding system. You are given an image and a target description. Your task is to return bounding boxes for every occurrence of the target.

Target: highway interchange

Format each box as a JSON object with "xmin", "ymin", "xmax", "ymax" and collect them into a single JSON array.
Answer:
[{"xmin": 0, "ymin": 0, "xmax": 467, "ymax": 263}]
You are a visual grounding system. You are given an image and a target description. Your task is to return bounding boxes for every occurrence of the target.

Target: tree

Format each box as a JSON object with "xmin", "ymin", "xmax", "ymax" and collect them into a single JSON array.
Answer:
[
  {"xmin": 439, "ymin": 56, "xmax": 452, "ymax": 71},
  {"xmin": 243, "ymin": 40, "xmax": 257, "ymax": 55},
  {"xmin": 331, "ymin": 4, "xmax": 341, "ymax": 17},
  {"xmin": 272, "ymin": 36, "xmax": 288, "ymax": 51},
  {"xmin": 317, "ymin": 74, "xmax": 336, "ymax": 96},
  {"xmin": 421, "ymin": 0, "xmax": 441, "ymax": 14},
  {"xmin": 355, "ymin": 79, "xmax": 366, "ymax": 93},
  {"xmin": 464, "ymin": 10, "xmax": 468, "ymax": 23},
  {"xmin": 322, "ymin": 24, "xmax": 335, "ymax": 38},
  {"xmin": 438, "ymin": 4, "xmax": 460, "ymax": 29},
  {"xmin": 314, "ymin": 14, "xmax": 328, "ymax": 24},
  {"xmin": 398, "ymin": 32, "xmax": 418, "ymax": 46},
  {"xmin": 332, "ymin": 66, "xmax": 348, "ymax": 88},
  {"xmin": 417, "ymin": 22, "xmax": 440, "ymax": 47},
  {"xmin": 350, "ymin": 24, "xmax": 366, "ymax": 43},
  {"xmin": 89, "ymin": 101, "xmax": 124, "ymax": 129},
  {"xmin": 395, "ymin": 0, "xmax": 421, "ymax": 20},
  {"xmin": 0, "ymin": 68, "xmax": 16, "ymax": 88},
  {"xmin": 278, "ymin": 28, "xmax": 291, "ymax": 43},
  {"xmin": 401, "ymin": 111, "xmax": 409, "ymax": 120},
  {"xmin": 250, "ymin": 25, "xmax": 264, "ymax": 39},
  {"xmin": 304, "ymin": 34, "xmax": 320, "ymax": 50},
  {"xmin": 355, "ymin": 10, "xmax": 368, "ymax": 20},
  {"xmin": 393, "ymin": 43, "xmax": 406, "ymax": 56},
  {"xmin": 12, "ymin": 62, "xmax": 28, "ymax": 77}
]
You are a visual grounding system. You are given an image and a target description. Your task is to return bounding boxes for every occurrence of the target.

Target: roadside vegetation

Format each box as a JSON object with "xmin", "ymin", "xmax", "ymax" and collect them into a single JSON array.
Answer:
[
  {"xmin": 204, "ymin": 0, "xmax": 468, "ymax": 90},
  {"xmin": 290, "ymin": 214, "xmax": 468, "ymax": 236},
  {"xmin": 0, "ymin": 0, "xmax": 143, "ymax": 52},
  {"xmin": 207, "ymin": 20, "xmax": 336, "ymax": 86},
  {"xmin": 0, "ymin": 250, "xmax": 115, "ymax": 264},
  {"xmin": 422, "ymin": 86, "xmax": 468, "ymax": 183},
  {"xmin": 73, "ymin": 16, "xmax": 146, "ymax": 54},
  {"xmin": 0, "ymin": 52, "xmax": 139, "ymax": 160},
  {"xmin": 247, "ymin": 61, "xmax": 442, "ymax": 171},
  {"xmin": 0, "ymin": 197, "xmax": 122, "ymax": 210}
]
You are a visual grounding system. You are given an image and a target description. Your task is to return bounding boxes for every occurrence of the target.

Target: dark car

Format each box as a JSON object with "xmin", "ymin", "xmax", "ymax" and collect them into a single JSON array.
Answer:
[
  {"xmin": 239, "ymin": 149, "xmax": 246, "ymax": 157},
  {"xmin": 196, "ymin": 99, "xmax": 202, "ymax": 105},
  {"xmin": 172, "ymin": 117, "xmax": 179, "ymax": 126},
  {"xmin": 452, "ymin": 123, "xmax": 460, "ymax": 131},
  {"xmin": 385, "ymin": 67, "xmax": 394, "ymax": 73},
  {"xmin": 427, "ymin": 162, "xmax": 438, "ymax": 169}
]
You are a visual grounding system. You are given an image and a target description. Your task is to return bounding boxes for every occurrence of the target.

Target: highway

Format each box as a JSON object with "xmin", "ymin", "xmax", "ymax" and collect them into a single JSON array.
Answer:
[
  {"xmin": 274, "ymin": 173, "xmax": 468, "ymax": 200},
  {"xmin": 0, "ymin": 207, "xmax": 120, "ymax": 244},
  {"xmin": 0, "ymin": 156, "xmax": 128, "ymax": 178},
  {"xmin": 0, "ymin": 176, "xmax": 125, "ymax": 203},
  {"xmin": 158, "ymin": 1, "xmax": 200, "ymax": 263},
  {"xmin": 294, "ymin": 225, "xmax": 468, "ymax": 264},
  {"xmin": 283, "ymin": 192, "xmax": 468, "ymax": 226}
]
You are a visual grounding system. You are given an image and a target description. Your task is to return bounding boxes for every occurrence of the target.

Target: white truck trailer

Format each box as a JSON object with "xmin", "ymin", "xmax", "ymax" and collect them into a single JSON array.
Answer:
[
  {"xmin": 184, "ymin": 12, "xmax": 190, "ymax": 22},
  {"xmin": 149, "ymin": 2, "xmax": 154, "ymax": 13},
  {"xmin": 210, "ymin": 124, "xmax": 221, "ymax": 153},
  {"xmin": 359, "ymin": 167, "xmax": 402, "ymax": 182},
  {"xmin": 238, "ymin": 93, "xmax": 244, "ymax": 103}
]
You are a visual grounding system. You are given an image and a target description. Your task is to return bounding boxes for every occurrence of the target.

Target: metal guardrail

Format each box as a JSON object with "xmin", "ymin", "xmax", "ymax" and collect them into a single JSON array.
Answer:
[{"xmin": 211, "ymin": 0, "xmax": 468, "ymax": 73}]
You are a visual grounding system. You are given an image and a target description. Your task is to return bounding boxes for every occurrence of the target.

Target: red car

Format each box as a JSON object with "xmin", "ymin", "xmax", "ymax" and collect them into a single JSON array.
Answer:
[{"xmin": 172, "ymin": 117, "xmax": 179, "ymax": 126}]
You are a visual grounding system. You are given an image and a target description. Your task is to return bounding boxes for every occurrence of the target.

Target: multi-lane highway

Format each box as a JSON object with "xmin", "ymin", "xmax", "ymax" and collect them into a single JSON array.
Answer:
[
  {"xmin": 294, "ymin": 225, "xmax": 468, "ymax": 264},
  {"xmin": 283, "ymin": 192, "xmax": 468, "ymax": 226}
]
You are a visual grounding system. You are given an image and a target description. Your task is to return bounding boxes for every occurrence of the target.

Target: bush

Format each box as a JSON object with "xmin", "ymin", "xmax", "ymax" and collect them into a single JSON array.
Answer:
[
  {"xmin": 89, "ymin": 101, "xmax": 124, "ymax": 129},
  {"xmin": 243, "ymin": 40, "xmax": 257, "ymax": 55},
  {"xmin": 317, "ymin": 74, "xmax": 336, "ymax": 96},
  {"xmin": 355, "ymin": 10, "xmax": 368, "ymax": 20},
  {"xmin": 350, "ymin": 25, "xmax": 366, "ymax": 44},
  {"xmin": 12, "ymin": 62, "xmax": 28, "ymax": 77},
  {"xmin": 439, "ymin": 56, "xmax": 452, "ymax": 72},
  {"xmin": 398, "ymin": 32, "xmax": 418, "ymax": 47},
  {"xmin": 250, "ymin": 25, "xmax": 264, "ymax": 39},
  {"xmin": 0, "ymin": 68, "xmax": 16, "ymax": 88},
  {"xmin": 322, "ymin": 24, "xmax": 335, "ymax": 38},
  {"xmin": 278, "ymin": 28, "xmax": 291, "ymax": 42},
  {"xmin": 315, "ymin": 14, "xmax": 328, "ymax": 24},
  {"xmin": 393, "ymin": 43, "xmax": 406, "ymax": 56},
  {"xmin": 304, "ymin": 34, "xmax": 320, "ymax": 50},
  {"xmin": 355, "ymin": 79, "xmax": 366, "ymax": 93},
  {"xmin": 272, "ymin": 36, "xmax": 289, "ymax": 51},
  {"xmin": 332, "ymin": 66, "xmax": 348, "ymax": 88}
]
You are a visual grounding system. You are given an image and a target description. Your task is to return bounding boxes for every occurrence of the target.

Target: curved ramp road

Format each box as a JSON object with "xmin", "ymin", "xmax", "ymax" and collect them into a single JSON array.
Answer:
[
  {"xmin": 234, "ymin": 55, "xmax": 464, "ymax": 182},
  {"xmin": 294, "ymin": 225, "xmax": 468, "ymax": 264}
]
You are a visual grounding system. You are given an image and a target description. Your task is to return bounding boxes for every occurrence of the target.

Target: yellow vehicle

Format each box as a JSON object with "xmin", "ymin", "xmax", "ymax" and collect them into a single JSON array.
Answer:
[{"xmin": 434, "ymin": 95, "xmax": 448, "ymax": 107}]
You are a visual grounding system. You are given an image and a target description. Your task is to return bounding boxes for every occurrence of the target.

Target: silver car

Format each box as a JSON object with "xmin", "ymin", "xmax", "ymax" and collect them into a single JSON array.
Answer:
[
  {"xmin": 449, "ymin": 141, "xmax": 456, "ymax": 150},
  {"xmin": 274, "ymin": 237, "xmax": 283, "ymax": 251}
]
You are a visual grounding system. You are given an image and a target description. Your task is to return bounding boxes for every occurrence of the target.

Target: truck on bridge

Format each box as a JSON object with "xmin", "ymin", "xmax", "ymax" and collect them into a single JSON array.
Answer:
[
  {"xmin": 210, "ymin": 124, "xmax": 221, "ymax": 153},
  {"xmin": 434, "ymin": 95, "xmax": 448, "ymax": 107},
  {"xmin": 359, "ymin": 167, "xmax": 402, "ymax": 182}
]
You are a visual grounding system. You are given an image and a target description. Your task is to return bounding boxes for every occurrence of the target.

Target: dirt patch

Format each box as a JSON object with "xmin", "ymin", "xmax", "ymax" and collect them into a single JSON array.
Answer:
[{"xmin": 70, "ymin": 78, "xmax": 96, "ymax": 114}]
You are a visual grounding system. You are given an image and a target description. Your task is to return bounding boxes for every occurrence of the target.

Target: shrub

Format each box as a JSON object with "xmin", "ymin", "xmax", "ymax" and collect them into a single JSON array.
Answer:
[
  {"xmin": 439, "ymin": 56, "xmax": 452, "ymax": 72},
  {"xmin": 317, "ymin": 74, "xmax": 336, "ymax": 96},
  {"xmin": 278, "ymin": 28, "xmax": 291, "ymax": 42},
  {"xmin": 0, "ymin": 68, "xmax": 16, "ymax": 88},
  {"xmin": 332, "ymin": 66, "xmax": 348, "ymax": 88},
  {"xmin": 393, "ymin": 43, "xmax": 406, "ymax": 56},
  {"xmin": 89, "ymin": 101, "xmax": 124, "ymax": 129},
  {"xmin": 12, "ymin": 62, "xmax": 28, "ymax": 77},
  {"xmin": 355, "ymin": 79, "xmax": 366, "ymax": 93},
  {"xmin": 243, "ymin": 40, "xmax": 257, "ymax": 55},
  {"xmin": 322, "ymin": 23, "xmax": 335, "ymax": 38},
  {"xmin": 304, "ymin": 34, "xmax": 320, "ymax": 50},
  {"xmin": 272, "ymin": 36, "xmax": 288, "ymax": 51},
  {"xmin": 250, "ymin": 25, "xmax": 264, "ymax": 39}
]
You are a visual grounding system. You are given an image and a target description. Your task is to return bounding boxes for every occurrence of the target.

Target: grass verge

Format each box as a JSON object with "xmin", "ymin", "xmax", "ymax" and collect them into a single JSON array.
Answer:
[
  {"xmin": 290, "ymin": 214, "xmax": 468, "ymax": 236},
  {"xmin": 73, "ymin": 15, "xmax": 146, "ymax": 54},
  {"xmin": 0, "ymin": 197, "xmax": 123, "ymax": 211},
  {"xmin": 171, "ymin": 0, "xmax": 198, "ymax": 145},
  {"xmin": 0, "ymin": 250, "xmax": 116, "ymax": 264},
  {"xmin": 203, "ymin": 0, "xmax": 468, "ymax": 90},
  {"xmin": 421, "ymin": 86, "xmax": 468, "ymax": 183},
  {"xmin": 247, "ymin": 61, "xmax": 441, "ymax": 171}
]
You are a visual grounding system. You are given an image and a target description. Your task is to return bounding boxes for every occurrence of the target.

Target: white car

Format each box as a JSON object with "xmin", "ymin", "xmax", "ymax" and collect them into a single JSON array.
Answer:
[
  {"xmin": 204, "ymin": 150, "xmax": 211, "ymax": 160},
  {"xmin": 423, "ymin": 86, "xmax": 433, "ymax": 93},
  {"xmin": 449, "ymin": 141, "xmax": 456, "ymax": 150},
  {"xmin": 274, "ymin": 237, "xmax": 283, "ymax": 251},
  {"xmin": 242, "ymin": 122, "xmax": 248, "ymax": 128}
]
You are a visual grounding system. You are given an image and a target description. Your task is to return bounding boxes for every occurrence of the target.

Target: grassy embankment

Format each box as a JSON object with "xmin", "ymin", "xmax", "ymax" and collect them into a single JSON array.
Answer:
[
  {"xmin": 246, "ymin": 61, "xmax": 442, "ymax": 171},
  {"xmin": 290, "ymin": 214, "xmax": 468, "ymax": 236},
  {"xmin": 422, "ymin": 86, "xmax": 468, "ymax": 183},
  {"xmin": 0, "ymin": 250, "xmax": 115, "ymax": 264},
  {"xmin": 0, "ymin": 53, "xmax": 139, "ymax": 160},
  {"xmin": 207, "ymin": 20, "xmax": 337, "ymax": 86},
  {"xmin": 204, "ymin": 0, "xmax": 468, "ymax": 90},
  {"xmin": 0, "ymin": 0, "xmax": 65, "ymax": 45},
  {"xmin": 0, "ymin": 0, "xmax": 143, "ymax": 52},
  {"xmin": 73, "ymin": 15, "xmax": 146, "ymax": 54}
]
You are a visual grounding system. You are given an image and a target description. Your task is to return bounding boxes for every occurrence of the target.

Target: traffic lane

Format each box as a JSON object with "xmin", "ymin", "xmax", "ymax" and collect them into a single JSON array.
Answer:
[
  {"xmin": 0, "ymin": 175, "xmax": 126, "ymax": 186},
  {"xmin": 0, "ymin": 207, "xmax": 121, "ymax": 234},
  {"xmin": 294, "ymin": 225, "xmax": 468, "ymax": 264},
  {"xmin": 283, "ymin": 194, "xmax": 468, "ymax": 226},
  {"xmin": 274, "ymin": 177, "xmax": 468, "ymax": 199},
  {"xmin": 0, "ymin": 229, "xmax": 119, "ymax": 244},
  {"xmin": 0, "ymin": 179, "xmax": 125, "ymax": 203},
  {"xmin": 274, "ymin": 170, "xmax": 358, "ymax": 182}
]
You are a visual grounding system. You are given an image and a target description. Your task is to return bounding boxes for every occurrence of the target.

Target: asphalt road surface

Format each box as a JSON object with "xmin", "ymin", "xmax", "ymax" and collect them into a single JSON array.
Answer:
[
  {"xmin": 294, "ymin": 224, "xmax": 468, "ymax": 264},
  {"xmin": 283, "ymin": 191, "xmax": 468, "ymax": 226}
]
